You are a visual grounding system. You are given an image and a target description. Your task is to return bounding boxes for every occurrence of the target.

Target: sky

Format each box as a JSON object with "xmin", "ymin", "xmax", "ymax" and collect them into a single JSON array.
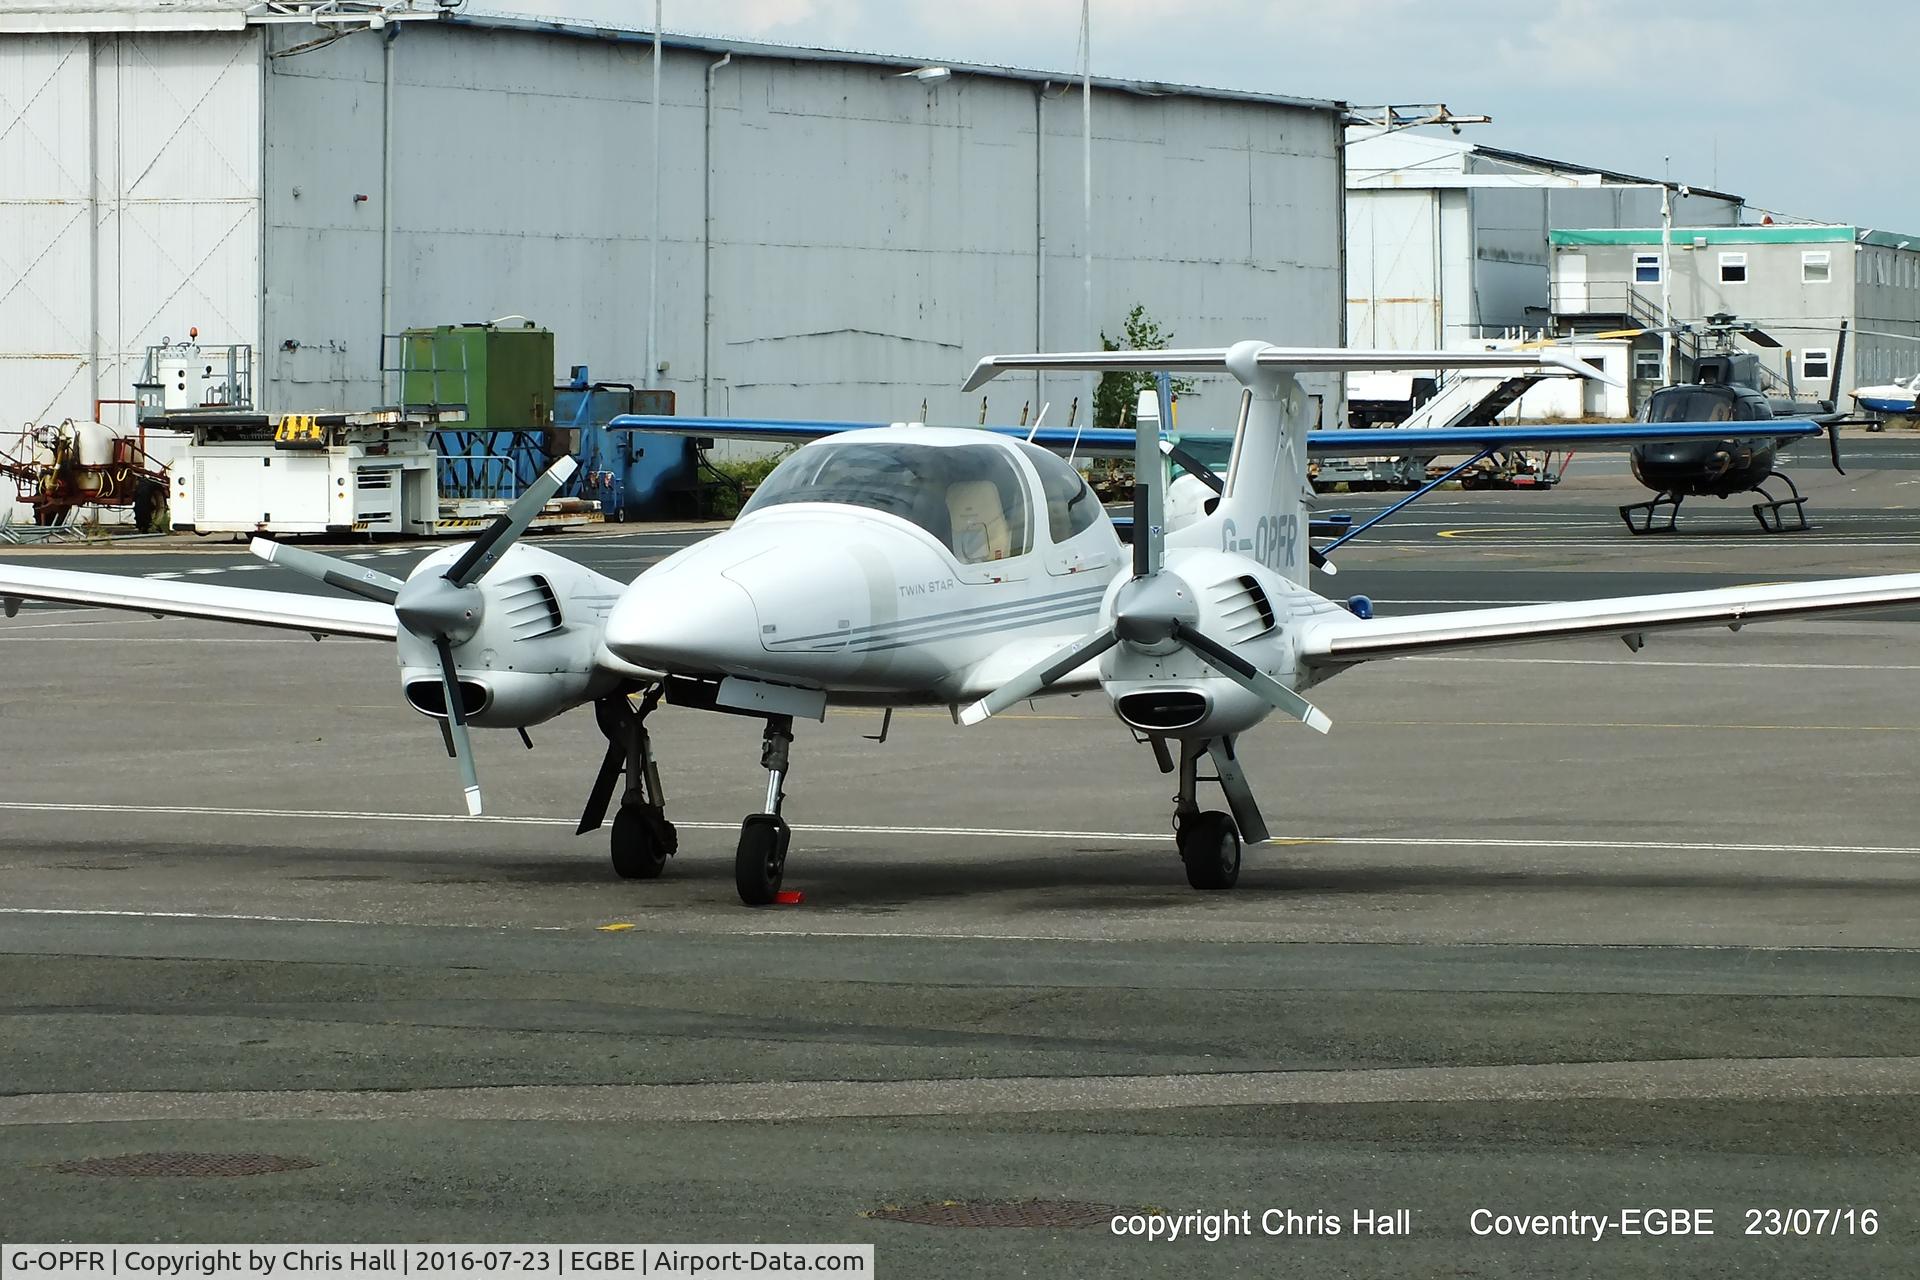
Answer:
[{"xmin": 472, "ymin": 0, "xmax": 1914, "ymax": 234}]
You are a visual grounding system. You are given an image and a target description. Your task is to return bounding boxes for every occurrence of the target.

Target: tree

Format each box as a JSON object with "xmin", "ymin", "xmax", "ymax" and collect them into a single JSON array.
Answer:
[{"xmin": 1092, "ymin": 304, "xmax": 1196, "ymax": 428}]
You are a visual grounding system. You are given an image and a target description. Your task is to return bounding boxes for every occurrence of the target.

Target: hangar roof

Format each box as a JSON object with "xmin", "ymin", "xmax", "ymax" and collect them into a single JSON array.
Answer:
[{"xmin": 3, "ymin": 2, "xmax": 1346, "ymax": 116}]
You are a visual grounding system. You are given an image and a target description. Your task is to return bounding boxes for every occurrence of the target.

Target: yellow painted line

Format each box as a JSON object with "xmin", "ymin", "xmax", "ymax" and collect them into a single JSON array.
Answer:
[{"xmin": 596, "ymin": 922, "xmax": 635, "ymax": 933}]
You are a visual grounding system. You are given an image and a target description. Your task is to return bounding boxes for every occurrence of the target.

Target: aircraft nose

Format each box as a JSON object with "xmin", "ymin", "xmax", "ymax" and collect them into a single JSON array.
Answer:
[{"xmin": 605, "ymin": 571, "xmax": 761, "ymax": 673}]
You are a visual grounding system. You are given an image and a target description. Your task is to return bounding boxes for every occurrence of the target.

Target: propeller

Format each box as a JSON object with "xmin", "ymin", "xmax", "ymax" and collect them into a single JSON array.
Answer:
[
  {"xmin": 961, "ymin": 375, "xmax": 1330, "ymax": 733},
  {"xmin": 253, "ymin": 457, "xmax": 578, "ymax": 815}
]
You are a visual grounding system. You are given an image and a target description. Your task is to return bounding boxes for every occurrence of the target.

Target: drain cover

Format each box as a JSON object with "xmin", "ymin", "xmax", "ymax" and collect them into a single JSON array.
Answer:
[
  {"xmin": 868, "ymin": 1199, "xmax": 1122, "ymax": 1229},
  {"xmin": 51, "ymin": 1152, "xmax": 319, "ymax": 1178}
]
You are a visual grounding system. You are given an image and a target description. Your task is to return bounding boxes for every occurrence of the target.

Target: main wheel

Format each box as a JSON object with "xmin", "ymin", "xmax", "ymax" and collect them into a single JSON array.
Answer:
[
  {"xmin": 1178, "ymin": 810, "xmax": 1241, "ymax": 891},
  {"xmin": 610, "ymin": 803, "xmax": 675, "ymax": 880},
  {"xmin": 735, "ymin": 813, "xmax": 790, "ymax": 905}
]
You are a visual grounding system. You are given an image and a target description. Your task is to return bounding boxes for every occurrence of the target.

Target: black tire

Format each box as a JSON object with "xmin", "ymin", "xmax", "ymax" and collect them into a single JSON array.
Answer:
[
  {"xmin": 132, "ymin": 482, "xmax": 165, "ymax": 533},
  {"xmin": 1179, "ymin": 810, "xmax": 1241, "ymax": 891},
  {"xmin": 610, "ymin": 804, "xmax": 673, "ymax": 880},
  {"xmin": 735, "ymin": 814, "xmax": 790, "ymax": 905}
]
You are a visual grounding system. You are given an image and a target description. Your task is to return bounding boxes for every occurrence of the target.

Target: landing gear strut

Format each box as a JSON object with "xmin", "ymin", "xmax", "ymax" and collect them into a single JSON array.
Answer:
[
  {"xmin": 579, "ymin": 687, "xmax": 678, "ymax": 880},
  {"xmin": 1160, "ymin": 735, "xmax": 1270, "ymax": 891},
  {"xmin": 735, "ymin": 715, "xmax": 795, "ymax": 905}
]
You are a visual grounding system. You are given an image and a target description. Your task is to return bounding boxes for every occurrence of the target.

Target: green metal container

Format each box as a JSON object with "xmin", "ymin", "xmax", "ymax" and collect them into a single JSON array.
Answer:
[{"xmin": 399, "ymin": 322, "xmax": 554, "ymax": 430}]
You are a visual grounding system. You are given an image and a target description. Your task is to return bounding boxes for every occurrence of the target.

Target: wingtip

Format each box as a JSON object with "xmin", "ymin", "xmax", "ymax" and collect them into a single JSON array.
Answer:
[{"xmin": 961, "ymin": 359, "xmax": 999, "ymax": 393}]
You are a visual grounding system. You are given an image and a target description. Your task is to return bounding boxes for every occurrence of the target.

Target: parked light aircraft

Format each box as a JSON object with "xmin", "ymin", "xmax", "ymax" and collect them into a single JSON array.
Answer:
[{"xmin": 7, "ymin": 341, "xmax": 1920, "ymax": 906}]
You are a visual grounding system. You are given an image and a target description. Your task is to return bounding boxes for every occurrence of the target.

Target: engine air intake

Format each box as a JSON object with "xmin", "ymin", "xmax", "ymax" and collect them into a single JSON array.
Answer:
[
  {"xmin": 404, "ymin": 678, "xmax": 490, "ymax": 719},
  {"xmin": 1115, "ymin": 689, "xmax": 1209, "ymax": 732}
]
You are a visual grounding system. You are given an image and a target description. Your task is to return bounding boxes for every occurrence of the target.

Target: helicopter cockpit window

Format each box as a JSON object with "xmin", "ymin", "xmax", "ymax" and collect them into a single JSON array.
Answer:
[
  {"xmin": 741, "ymin": 441, "xmax": 1033, "ymax": 563},
  {"xmin": 1013, "ymin": 440, "xmax": 1103, "ymax": 543},
  {"xmin": 1635, "ymin": 387, "xmax": 1766, "ymax": 427}
]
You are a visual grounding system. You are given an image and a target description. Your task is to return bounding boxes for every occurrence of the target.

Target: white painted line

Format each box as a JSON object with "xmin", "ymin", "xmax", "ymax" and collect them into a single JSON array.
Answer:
[
  {"xmin": 1410, "ymin": 656, "xmax": 1920, "ymax": 672},
  {"xmin": 0, "ymin": 800, "xmax": 1915, "ymax": 858},
  {"xmin": 0, "ymin": 905, "xmax": 568, "ymax": 931},
  {"xmin": 0, "ymin": 637, "xmax": 333, "ymax": 644},
  {"xmin": 144, "ymin": 571, "xmax": 184, "ymax": 579}
]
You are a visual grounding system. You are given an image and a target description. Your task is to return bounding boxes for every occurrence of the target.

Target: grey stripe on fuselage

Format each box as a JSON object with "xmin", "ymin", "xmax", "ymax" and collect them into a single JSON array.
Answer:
[
  {"xmin": 850, "ymin": 599, "xmax": 1104, "ymax": 654},
  {"xmin": 774, "ymin": 582, "xmax": 1109, "ymax": 649}
]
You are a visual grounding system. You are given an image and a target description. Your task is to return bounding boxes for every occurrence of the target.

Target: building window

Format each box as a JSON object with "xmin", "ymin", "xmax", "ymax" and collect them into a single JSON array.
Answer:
[
  {"xmin": 1802, "ymin": 251, "xmax": 1831, "ymax": 283},
  {"xmin": 1633, "ymin": 348, "xmax": 1662, "ymax": 381},
  {"xmin": 1634, "ymin": 253, "xmax": 1661, "ymax": 283},
  {"xmin": 1802, "ymin": 349, "xmax": 1832, "ymax": 383},
  {"xmin": 1719, "ymin": 252, "xmax": 1748, "ymax": 283}
]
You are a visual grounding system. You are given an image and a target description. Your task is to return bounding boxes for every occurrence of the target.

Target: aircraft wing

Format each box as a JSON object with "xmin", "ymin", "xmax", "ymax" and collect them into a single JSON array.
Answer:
[
  {"xmin": 0, "ymin": 562, "xmax": 397, "ymax": 640},
  {"xmin": 611, "ymin": 415, "xmax": 1826, "ymax": 459},
  {"xmin": 955, "ymin": 629, "xmax": 1107, "ymax": 702},
  {"xmin": 1299, "ymin": 574, "xmax": 1920, "ymax": 667}
]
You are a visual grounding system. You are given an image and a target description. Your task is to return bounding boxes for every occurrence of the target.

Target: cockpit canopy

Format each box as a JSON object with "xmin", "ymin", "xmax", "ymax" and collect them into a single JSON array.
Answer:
[
  {"xmin": 742, "ymin": 440, "xmax": 1035, "ymax": 563},
  {"xmin": 1645, "ymin": 384, "xmax": 1771, "ymax": 424},
  {"xmin": 739, "ymin": 437, "xmax": 1107, "ymax": 564}
]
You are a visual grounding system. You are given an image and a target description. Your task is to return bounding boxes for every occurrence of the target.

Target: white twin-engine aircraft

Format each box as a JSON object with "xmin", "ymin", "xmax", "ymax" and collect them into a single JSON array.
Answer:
[{"xmin": 7, "ymin": 340, "xmax": 1920, "ymax": 906}]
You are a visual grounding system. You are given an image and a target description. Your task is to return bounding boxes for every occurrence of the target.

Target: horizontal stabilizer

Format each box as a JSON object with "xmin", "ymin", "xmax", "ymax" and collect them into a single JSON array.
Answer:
[{"xmin": 962, "ymin": 344, "xmax": 1607, "ymax": 392}]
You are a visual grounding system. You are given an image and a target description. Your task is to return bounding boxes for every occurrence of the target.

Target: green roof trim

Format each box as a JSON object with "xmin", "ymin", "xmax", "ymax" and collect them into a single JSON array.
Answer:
[{"xmin": 1550, "ymin": 226, "xmax": 1860, "ymax": 246}]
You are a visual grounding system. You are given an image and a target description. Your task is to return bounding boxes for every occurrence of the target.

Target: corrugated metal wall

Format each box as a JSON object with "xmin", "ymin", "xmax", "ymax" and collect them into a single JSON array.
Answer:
[
  {"xmin": 260, "ymin": 24, "xmax": 1344, "ymax": 427},
  {"xmin": 5, "ymin": 21, "xmax": 1343, "ymax": 436},
  {"xmin": 0, "ymin": 30, "xmax": 261, "ymax": 434}
]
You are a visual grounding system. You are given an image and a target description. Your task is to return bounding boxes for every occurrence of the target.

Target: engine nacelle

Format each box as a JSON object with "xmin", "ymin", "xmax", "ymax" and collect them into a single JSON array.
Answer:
[
  {"xmin": 395, "ymin": 542, "xmax": 624, "ymax": 729},
  {"xmin": 1099, "ymin": 547, "xmax": 1305, "ymax": 740}
]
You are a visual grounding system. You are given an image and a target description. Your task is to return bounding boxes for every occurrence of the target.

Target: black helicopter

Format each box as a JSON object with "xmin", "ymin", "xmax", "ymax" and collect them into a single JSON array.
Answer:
[{"xmin": 1618, "ymin": 318, "xmax": 1852, "ymax": 534}]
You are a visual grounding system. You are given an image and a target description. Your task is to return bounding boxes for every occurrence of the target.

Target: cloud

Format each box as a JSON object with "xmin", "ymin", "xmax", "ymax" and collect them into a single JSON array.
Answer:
[{"xmin": 474, "ymin": 0, "xmax": 1916, "ymax": 231}]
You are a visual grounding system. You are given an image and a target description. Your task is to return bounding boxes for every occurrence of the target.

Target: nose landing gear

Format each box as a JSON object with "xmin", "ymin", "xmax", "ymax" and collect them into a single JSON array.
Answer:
[{"xmin": 735, "ymin": 715, "xmax": 795, "ymax": 905}]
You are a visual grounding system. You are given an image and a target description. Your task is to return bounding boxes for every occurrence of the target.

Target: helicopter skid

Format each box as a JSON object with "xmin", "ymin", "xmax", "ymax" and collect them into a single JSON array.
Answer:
[
  {"xmin": 1750, "ymin": 473, "xmax": 1810, "ymax": 534},
  {"xmin": 1618, "ymin": 492, "xmax": 1682, "ymax": 535}
]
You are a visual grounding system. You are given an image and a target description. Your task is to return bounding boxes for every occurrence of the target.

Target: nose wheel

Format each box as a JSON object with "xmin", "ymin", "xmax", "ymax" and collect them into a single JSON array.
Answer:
[
  {"xmin": 735, "ymin": 814, "xmax": 792, "ymax": 904},
  {"xmin": 735, "ymin": 715, "xmax": 796, "ymax": 906}
]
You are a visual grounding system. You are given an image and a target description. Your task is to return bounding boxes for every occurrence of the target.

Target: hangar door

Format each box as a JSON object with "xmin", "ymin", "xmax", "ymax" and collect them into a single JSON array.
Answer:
[{"xmin": 1347, "ymin": 190, "xmax": 1441, "ymax": 349}]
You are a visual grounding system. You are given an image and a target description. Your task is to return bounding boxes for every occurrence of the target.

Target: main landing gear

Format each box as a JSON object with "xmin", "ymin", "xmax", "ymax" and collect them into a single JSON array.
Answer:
[
  {"xmin": 734, "ymin": 715, "xmax": 795, "ymax": 906},
  {"xmin": 579, "ymin": 686, "xmax": 678, "ymax": 879},
  {"xmin": 1153, "ymin": 735, "xmax": 1272, "ymax": 891},
  {"xmin": 578, "ymin": 688, "xmax": 802, "ymax": 906}
]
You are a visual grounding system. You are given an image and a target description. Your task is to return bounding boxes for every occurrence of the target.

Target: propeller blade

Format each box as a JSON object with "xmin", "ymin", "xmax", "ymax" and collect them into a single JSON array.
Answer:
[
  {"xmin": 435, "ymin": 638, "xmax": 484, "ymax": 816},
  {"xmin": 1161, "ymin": 439, "xmax": 1224, "ymax": 494},
  {"xmin": 1171, "ymin": 621, "xmax": 1332, "ymax": 735},
  {"xmin": 250, "ymin": 538, "xmax": 403, "ymax": 604},
  {"xmin": 444, "ymin": 457, "xmax": 579, "ymax": 588},
  {"xmin": 959, "ymin": 628, "xmax": 1119, "ymax": 725}
]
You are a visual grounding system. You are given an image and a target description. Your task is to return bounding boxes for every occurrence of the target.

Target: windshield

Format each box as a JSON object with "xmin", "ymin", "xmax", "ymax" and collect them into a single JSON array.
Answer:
[
  {"xmin": 742, "ymin": 440, "xmax": 1034, "ymax": 563},
  {"xmin": 1646, "ymin": 386, "xmax": 1767, "ymax": 423}
]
